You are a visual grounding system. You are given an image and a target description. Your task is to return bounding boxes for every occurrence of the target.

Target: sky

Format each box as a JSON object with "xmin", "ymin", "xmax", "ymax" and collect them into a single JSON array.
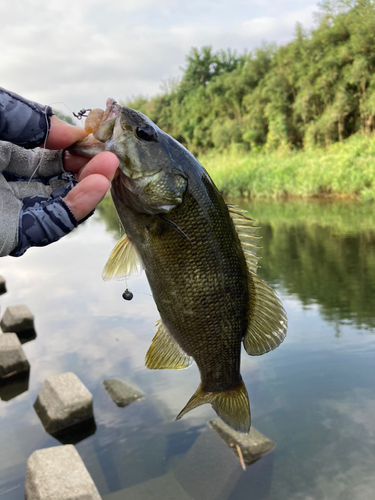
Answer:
[{"xmin": 1, "ymin": 0, "xmax": 320, "ymax": 118}]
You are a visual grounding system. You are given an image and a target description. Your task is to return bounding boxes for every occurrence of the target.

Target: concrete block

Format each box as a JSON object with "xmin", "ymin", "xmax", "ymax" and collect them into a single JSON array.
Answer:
[
  {"xmin": 0, "ymin": 305, "xmax": 34, "ymax": 333},
  {"xmin": 103, "ymin": 378, "xmax": 145, "ymax": 407},
  {"xmin": 209, "ymin": 419, "xmax": 275, "ymax": 465},
  {"xmin": 25, "ymin": 445, "xmax": 102, "ymax": 500},
  {"xmin": 0, "ymin": 333, "xmax": 30, "ymax": 379},
  {"xmin": 0, "ymin": 275, "xmax": 6, "ymax": 295},
  {"xmin": 53, "ymin": 417, "xmax": 97, "ymax": 446},
  {"xmin": 0, "ymin": 370, "xmax": 30, "ymax": 401},
  {"xmin": 34, "ymin": 372, "xmax": 93, "ymax": 434}
]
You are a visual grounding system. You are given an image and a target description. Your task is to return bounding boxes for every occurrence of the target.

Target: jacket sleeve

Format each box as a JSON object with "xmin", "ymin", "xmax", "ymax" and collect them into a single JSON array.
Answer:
[
  {"xmin": 0, "ymin": 142, "xmax": 80, "ymax": 257},
  {"xmin": 0, "ymin": 87, "xmax": 53, "ymax": 149}
]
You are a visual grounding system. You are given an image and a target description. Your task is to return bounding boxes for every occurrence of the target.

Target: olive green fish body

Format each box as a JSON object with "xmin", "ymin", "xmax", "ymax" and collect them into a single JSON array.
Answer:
[
  {"xmin": 70, "ymin": 100, "xmax": 287, "ymax": 433},
  {"xmin": 112, "ymin": 164, "xmax": 249, "ymax": 394}
]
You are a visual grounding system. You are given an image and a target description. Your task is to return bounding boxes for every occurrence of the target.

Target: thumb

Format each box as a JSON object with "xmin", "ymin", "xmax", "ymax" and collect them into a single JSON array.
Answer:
[{"xmin": 45, "ymin": 115, "xmax": 88, "ymax": 150}]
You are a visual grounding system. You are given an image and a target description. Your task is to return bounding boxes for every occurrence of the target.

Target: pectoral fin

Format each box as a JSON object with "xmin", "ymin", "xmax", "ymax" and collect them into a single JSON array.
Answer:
[
  {"xmin": 145, "ymin": 320, "xmax": 192, "ymax": 370},
  {"xmin": 102, "ymin": 234, "xmax": 143, "ymax": 281},
  {"xmin": 227, "ymin": 204, "xmax": 261, "ymax": 274}
]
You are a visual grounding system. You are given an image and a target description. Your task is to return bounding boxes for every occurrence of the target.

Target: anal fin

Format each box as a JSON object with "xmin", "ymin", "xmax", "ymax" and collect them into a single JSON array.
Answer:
[{"xmin": 145, "ymin": 320, "xmax": 192, "ymax": 370}]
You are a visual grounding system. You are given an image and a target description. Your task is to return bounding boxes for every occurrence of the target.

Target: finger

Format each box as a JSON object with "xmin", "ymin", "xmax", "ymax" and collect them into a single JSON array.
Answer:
[
  {"xmin": 77, "ymin": 151, "xmax": 119, "ymax": 182},
  {"xmin": 63, "ymin": 174, "xmax": 111, "ymax": 221},
  {"xmin": 63, "ymin": 151, "xmax": 90, "ymax": 174},
  {"xmin": 45, "ymin": 115, "xmax": 88, "ymax": 150}
]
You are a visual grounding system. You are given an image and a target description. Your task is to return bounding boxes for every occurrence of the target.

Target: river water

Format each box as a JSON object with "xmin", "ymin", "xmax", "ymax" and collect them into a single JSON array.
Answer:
[{"xmin": 0, "ymin": 198, "xmax": 375, "ymax": 499}]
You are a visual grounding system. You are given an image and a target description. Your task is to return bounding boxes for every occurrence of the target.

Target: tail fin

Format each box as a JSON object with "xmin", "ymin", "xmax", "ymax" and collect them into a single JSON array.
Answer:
[{"xmin": 176, "ymin": 380, "xmax": 250, "ymax": 434}]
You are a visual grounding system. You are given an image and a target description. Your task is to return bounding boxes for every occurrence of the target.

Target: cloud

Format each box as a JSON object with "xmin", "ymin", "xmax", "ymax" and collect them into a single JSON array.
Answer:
[{"xmin": 0, "ymin": 0, "xmax": 319, "ymax": 115}]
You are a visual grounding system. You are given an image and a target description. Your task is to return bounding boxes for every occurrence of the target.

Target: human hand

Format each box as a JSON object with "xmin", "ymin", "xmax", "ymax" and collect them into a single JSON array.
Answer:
[
  {"xmin": 0, "ymin": 115, "xmax": 119, "ymax": 257},
  {"xmin": 46, "ymin": 115, "xmax": 119, "ymax": 221}
]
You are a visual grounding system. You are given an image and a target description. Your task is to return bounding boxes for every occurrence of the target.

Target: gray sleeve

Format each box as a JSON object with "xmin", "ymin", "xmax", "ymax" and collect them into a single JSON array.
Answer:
[
  {"xmin": 0, "ymin": 140, "xmax": 65, "ymax": 178},
  {"xmin": 0, "ymin": 141, "xmax": 80, "ymax": 257},
  {"xmin": 0, "ymin": 173, "xmax": 22, "ymax": 256}
]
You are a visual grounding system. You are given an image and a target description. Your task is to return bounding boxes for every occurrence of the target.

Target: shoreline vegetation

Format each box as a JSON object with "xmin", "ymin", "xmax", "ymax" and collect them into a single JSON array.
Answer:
[{"xmin": 200, "ymin": 132, "xmax": 375, "ymax": 201}]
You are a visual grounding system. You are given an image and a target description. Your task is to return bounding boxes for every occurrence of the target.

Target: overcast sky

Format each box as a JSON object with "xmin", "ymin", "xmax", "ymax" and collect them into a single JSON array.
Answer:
[{"xmin": 1, "ymin": 0, "xmax": 320, "ymax": 117}]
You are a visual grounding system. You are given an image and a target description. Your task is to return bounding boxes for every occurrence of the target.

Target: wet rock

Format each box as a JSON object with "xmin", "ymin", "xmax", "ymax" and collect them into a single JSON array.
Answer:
[
  {"xmin": 0, "ymin": 370, "xmax": 30, "ymax": 401},
  {"xmin": 34, "ymin": 372, "xmax": 93, "ymax": 434},
  {"xmin": 209, "ymin": 419, "xmax": 275, "ymax": 465},
  {"xmin": 25, "ymin": 445, "xmax": 102, "ymax": 500},
  {"xmin": 103, "ymin": 378, "xmax": 145, "ymax": 407},
  {"xmin": 0, "ymin": 275, "xmax": 6, "ymax": 295},
  {"xmin": 0, "ymin": 305, "xmax": 34, "ymax": 333},
  {"xmin": 0, "ymin": 333, "xmax": 30, "ymax": 379},
  {"xmin": 53, "ymin": 417, "xmax": 97, "ymax": 445}
]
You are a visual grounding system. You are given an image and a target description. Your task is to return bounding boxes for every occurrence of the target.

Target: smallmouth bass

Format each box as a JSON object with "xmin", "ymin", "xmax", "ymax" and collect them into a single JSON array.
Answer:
[{"xmin": 70, "ymin": 99, "xmax": 287, "ymax": 433}]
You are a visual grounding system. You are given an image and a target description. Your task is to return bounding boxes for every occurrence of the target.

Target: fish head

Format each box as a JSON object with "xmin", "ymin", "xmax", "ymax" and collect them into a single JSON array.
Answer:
[{"xmin": 69, "ymin": 99, "xmax": 188, "ymax": 215}]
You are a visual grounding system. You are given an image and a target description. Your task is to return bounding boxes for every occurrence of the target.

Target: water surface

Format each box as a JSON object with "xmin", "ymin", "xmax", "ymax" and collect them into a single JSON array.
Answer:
[{"xmin": 0, "ymin": 198, "xmax": 374, "ymax": 499}]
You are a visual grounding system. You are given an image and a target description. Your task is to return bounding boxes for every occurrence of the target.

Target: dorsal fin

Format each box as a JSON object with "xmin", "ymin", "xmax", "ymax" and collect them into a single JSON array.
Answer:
[
  {"xmin": 227, "ymin": 204, "xmax": 262, "ymax": 274},
  {"xmin": 228, "ymin": 204, "xmax": 287, "ymax": 355},
  {"xmin": 145, "ymin": 320, "xmax": 192, "ymax": 370},
  {"xmin": 102, "ymin": 234, "xmax": 143, "ymax": 281}
]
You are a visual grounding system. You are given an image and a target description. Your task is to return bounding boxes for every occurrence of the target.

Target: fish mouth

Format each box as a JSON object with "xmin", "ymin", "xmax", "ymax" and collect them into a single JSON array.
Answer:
[{"xmin": 102, "ymin": 98, "xmax": 121, "ymax": 122}]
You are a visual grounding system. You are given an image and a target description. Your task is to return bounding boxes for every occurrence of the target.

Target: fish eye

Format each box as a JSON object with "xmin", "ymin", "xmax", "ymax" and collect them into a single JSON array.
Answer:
[{"xmin": 136, "ymin": 125, "xmax": 157, "ymax": 142}]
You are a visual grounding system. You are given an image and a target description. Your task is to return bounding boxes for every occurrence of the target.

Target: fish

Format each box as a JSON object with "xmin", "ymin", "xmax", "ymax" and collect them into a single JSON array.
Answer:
[{"xmin": 69, "ymin": 98, "xmax": 287, "ymax": 433}]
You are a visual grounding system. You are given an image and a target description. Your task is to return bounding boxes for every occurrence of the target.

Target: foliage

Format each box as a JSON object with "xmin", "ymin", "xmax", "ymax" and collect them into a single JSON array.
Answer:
[
  {"xmin": 200, "ymin": 132, "xmax": 375, "ymax": 200},
  {"xmin": 126, "ymin": 1, "xmax": 375, "ymax": 154}
]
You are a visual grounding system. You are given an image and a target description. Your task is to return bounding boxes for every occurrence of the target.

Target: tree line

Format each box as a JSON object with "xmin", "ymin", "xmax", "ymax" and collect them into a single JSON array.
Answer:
[{"xmin": 128, "ymin": 1, "xmax": 375, "ymax": 155}]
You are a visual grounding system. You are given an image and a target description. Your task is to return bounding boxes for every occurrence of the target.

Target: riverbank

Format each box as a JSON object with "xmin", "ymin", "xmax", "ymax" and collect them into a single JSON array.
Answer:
[{"xmin": 200, "ymin": 133, "xmax": 375, "ymax": 201}]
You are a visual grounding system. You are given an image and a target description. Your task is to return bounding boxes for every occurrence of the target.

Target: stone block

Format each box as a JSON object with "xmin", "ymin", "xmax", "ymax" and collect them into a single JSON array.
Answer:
[
  {"xmin": 0, "ymin": 305, "xmax": 34, "ymax": 333},
  {"xmin": 103, "ymin": 378, "xmax": 145, "ymax": 407},
  {"xmin": 34, "ymin": 372, "xmax": 93, "ymax": 434},
  {"xmin": 25, "ymin": 445, "xmax": 102, "ymax": 500},
  {"xmin": 0, "ymin": 333, "xmax": 30, "ymax": 379},
  {"xmin": 209, "ymin": 419, "xmax": 275, "ymax": 465},
  {"xmin": 0, "ymin": 275, "xmax": 6, "ymax": 295},
  {"xmin": 0, "ymin": 370, "xmax": 30, "ymax": 401}
]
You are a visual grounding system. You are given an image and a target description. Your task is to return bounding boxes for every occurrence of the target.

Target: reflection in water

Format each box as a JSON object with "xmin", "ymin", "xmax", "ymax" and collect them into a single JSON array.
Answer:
[
  {"xmin": 236, "ymin": 199, "xmax": 375, "ymax": 331},
  {"xmin": 0, "ymin": 197, "xmax": 374, "ymax": 500}
]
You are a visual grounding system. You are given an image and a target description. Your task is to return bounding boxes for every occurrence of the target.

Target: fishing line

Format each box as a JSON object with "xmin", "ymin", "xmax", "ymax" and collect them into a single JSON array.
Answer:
[
  {"xmin": 122, "ymin": 277, "xmax": 152, "ymax": 300},
  {"xmin": 28, "ymin": 101, "xmax": 81, "ymax": 183}
]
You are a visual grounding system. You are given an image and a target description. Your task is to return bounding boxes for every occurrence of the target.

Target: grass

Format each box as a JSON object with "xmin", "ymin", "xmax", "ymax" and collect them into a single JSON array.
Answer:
[{"xmin": 199, "ymin": 133, "xmax": 375, "ymax": 201}]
